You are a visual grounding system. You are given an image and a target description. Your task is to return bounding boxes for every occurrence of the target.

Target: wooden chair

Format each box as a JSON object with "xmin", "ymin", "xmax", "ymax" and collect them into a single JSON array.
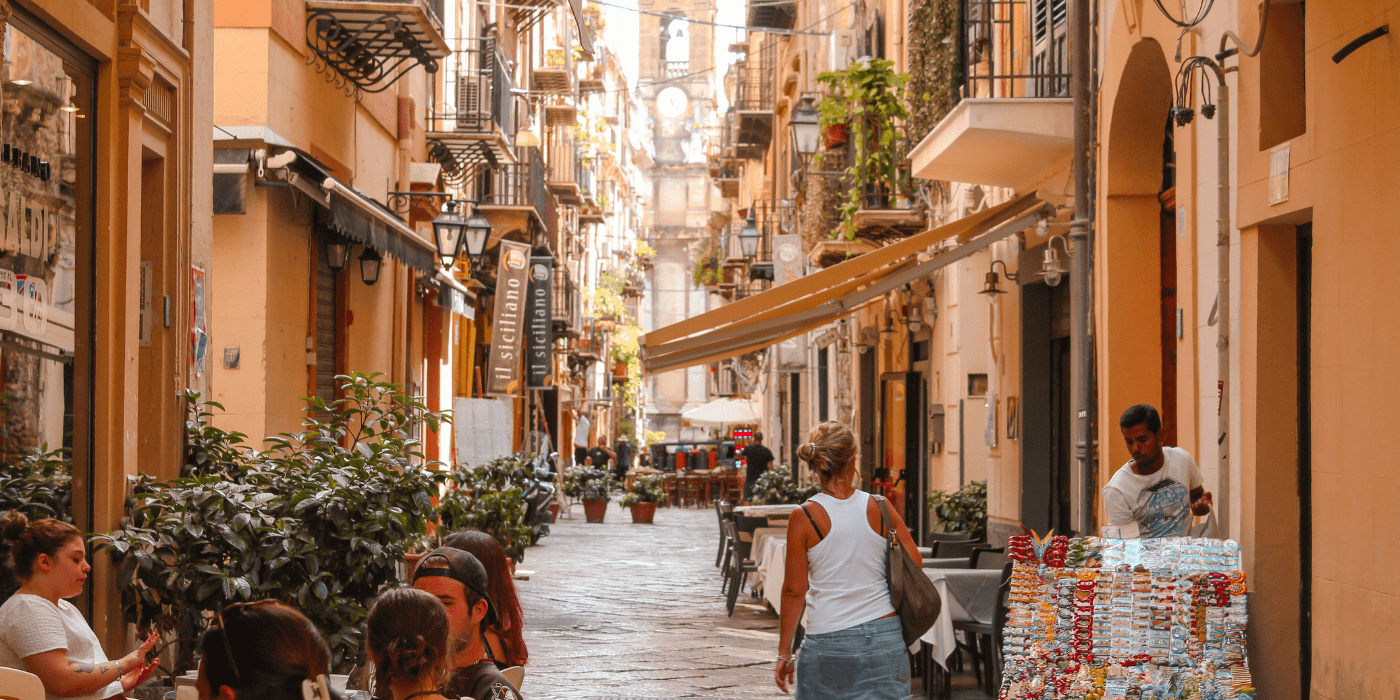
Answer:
[
  {"xmin": 681, "ymin": 472, "xmax": 704, "ymax": 507},
  {"xmin": 0, "ymin": 667, "xmax": 45, "ymax": 700},
  {"xmin": 661, "ymin": 473, "xmax": 679, "ymax": 507},
  {"xmin": 726, "ymin": 470, "xmax": 743, "ymax": 503}
]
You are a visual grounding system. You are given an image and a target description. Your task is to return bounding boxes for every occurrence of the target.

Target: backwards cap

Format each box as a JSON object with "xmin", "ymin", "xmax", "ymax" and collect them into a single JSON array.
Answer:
[{"xmin": 411, "ymin": 546, "xmax": 499, "ymax": 626}]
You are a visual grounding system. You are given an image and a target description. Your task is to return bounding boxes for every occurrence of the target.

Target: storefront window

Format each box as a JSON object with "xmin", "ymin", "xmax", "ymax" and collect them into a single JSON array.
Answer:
[{"xmin": 0, "ymin": 17, "xmax": 95, "ymax": 528}]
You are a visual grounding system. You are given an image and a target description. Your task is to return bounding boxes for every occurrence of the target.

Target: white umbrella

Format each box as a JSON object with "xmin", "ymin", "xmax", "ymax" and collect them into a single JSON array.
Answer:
[{"xmin": 681, "ymin": 397, "xmax": 761, "ymax": 426}]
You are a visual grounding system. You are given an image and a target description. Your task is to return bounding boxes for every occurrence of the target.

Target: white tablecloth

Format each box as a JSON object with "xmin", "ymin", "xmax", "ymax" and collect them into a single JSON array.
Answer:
[
  {"xmin": 919, "ymin": 568, "xmax": 1002, "ymax": 668},
  {"xmin": 754, "ymin": 536, "xmax": 788, "ymax": 610}
]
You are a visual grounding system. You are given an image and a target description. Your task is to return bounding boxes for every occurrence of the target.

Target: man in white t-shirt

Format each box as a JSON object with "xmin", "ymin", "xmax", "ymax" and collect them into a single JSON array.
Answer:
[{"xmin": 1102, "ymin": 404, "xmax": 1213, "ymax": 538}]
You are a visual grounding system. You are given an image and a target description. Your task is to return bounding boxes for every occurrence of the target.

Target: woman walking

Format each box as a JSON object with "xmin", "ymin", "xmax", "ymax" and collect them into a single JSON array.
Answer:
[{"xmin": 775, "ymin": 422, "xmax": 921, "ymax": 698}]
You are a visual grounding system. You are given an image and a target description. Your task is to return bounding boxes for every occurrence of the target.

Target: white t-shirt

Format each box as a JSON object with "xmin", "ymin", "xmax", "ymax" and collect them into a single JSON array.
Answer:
[
  {"xmin": 1101, "ymin": 446, "xmax": 1204, "ymax": 539},
  {"xmin": 0, "ymin": 593, "xmax": 124, "ymax": 700}
]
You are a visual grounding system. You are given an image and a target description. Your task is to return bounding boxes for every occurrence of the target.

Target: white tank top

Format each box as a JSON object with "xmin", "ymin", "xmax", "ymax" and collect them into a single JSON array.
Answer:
[{"xmin": 803, "ymin": 490, "xmax": 896, "ymax": 634}]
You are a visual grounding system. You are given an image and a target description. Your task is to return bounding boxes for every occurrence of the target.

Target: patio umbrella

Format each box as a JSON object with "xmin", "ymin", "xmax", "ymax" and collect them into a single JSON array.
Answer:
[{"xmin": 681, "ymin": 397, "xmax": 761, "ymax": 426}]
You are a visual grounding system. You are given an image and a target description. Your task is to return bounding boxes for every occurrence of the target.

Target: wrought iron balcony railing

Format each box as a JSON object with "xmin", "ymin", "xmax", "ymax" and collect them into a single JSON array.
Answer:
[
  {"xmin": 964, "ymin": 0, "xmax": 1070, "ymax": 98},
  {"xmin": 546, "ymin": 127, "xmax": 582, "ymax": 204},
  {"xmin": 552, "ymin": 266, "xmax": 580, "ymax": 334},
  {"xmin": 474, "ymin": 147, "xmax": 547, "ymax": 223},
  {"xmin": 426, "ymin": 39, "xmax": 516, "ymax": 180},
  {"xmin": 305, "ymin": 0, "xmax": 449, "ymax": 93}
]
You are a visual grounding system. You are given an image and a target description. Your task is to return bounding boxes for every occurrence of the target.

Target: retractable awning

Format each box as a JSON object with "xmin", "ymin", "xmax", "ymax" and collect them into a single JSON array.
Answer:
[{"xmin": 640, "ymin": 193, "xmax": 1053, "ymax": 374}]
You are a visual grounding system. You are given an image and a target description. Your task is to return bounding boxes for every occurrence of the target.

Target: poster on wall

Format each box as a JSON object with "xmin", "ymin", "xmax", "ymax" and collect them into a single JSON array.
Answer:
[
  {"xmin": 524, "ymin": 257, "xmax": 553, "ymax": 389},
  {"xmin": 485, "ymin": 240, "xmax": 531, "ymax": 396},
  {"xmin": 191, "ymin": 266, "xmax": 207, "ymax": 380}
]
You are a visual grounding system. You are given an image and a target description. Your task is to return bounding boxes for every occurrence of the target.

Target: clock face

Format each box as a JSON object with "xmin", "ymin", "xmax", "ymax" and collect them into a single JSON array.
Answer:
[{"xmin": 656, "ymin": 87, "xmax": 688, "ymax": 118}]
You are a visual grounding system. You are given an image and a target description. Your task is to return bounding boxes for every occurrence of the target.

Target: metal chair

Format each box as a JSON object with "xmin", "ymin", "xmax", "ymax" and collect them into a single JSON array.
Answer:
[
  {"xmin": 952, "ymin": 561, "xmax": 1013, "ymax": 695},
  {"xmin": 931, "ymin": 540, "xmax": 988, "ymax": 563},
  {"xmin": 715, "ymin": 500, "xmax": 732, "ymax": 567},
  {"xmin": 971, "ymin": 548, "xmax": 1009, "ymax": 571},
  {"xmin": 723, "ymin": 519, "xmax": 759, "ymax": 616}
]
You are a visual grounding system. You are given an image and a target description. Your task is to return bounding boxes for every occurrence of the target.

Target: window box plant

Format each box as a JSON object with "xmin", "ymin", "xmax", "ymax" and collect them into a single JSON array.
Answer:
[
  {"xmin": 621, "ymin": 474, "xmax": 666, "ymax": 523},
  {"xmin": 563, "ymin": 466, "xmax": 617, "ymax": 523}
]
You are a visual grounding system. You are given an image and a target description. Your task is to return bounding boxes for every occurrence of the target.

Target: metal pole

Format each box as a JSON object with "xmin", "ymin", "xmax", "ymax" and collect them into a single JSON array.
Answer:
[
  {"xmin": 1212, "ymin": 73, "xmax": 1231, "ymax": 538},
  {"xmin": 1070, "ymin": 0, "xmax": 1095, "ymax": 536}
]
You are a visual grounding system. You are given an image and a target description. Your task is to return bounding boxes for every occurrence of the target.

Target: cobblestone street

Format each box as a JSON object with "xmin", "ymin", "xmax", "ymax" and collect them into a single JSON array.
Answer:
[{"xmin": 515, "ymin": 503, "xmax": 790, "ymax": 700}]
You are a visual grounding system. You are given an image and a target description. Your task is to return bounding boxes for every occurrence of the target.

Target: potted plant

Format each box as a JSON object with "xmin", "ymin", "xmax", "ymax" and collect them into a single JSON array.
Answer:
[
  {"xmin": 621, "ymin": 474, "xmax": 666, "ymax": 524},
  {"xmin": 563, "ymin": 466, "xmax": 617, "ymax": 523},
  {"xmin": 751, "ymin": 465, "xmax": 821, "ymax": 505},
  {"xmin": 437, "ymin": 456, "xmax": 536, "ymax": 560},
  {"xmin": 814, "ymin": 57, "xmax": 911, "ymax": 239},
  {"xmin": 928, "ymin": 480, "xmax": 988, "ymax": 540}
]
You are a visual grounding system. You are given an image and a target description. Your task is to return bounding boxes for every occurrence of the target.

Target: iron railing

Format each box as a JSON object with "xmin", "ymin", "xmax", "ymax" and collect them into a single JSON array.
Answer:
[
  {"xmin": 546, "ymin": 127, "xmax": 577, "ymax": 187},
  {"xmin": 750, "ymin": 199, "xmax": 793, "ymax": 263},
  {"xmin": 552, "ymin": 266, "xmax": 580, "ymax": 332},
  {"xmin": 475, "ymin": 147, "xmax": 547, "ymax": 220},
  {"xmin": 964, "ymin": 0, "xmax": 1070, "ymax": 99},
  {"xmin": 734, "ymin": 47, "xmax": 775, "ymax": 112},
  {"xmin": 429, "ymin": 39, "xmax": 515, "ymax": 134}
]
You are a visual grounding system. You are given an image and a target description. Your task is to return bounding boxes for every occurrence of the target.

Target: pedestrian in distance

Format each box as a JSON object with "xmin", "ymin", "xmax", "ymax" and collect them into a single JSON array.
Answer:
[
  {"xmin": 440, "ymin": 531, "xmax": 529, "ymax": 670},
  {"xmin": 775, "ymin": 421, "xmax": 921, "ymax": 698},
  {"xmin": 411, "ymin": 547, "xmax": 523, "ymax": 700},
  {"xmin": 0, "ymin": 511, "xmax": 160, "ymax": 700},
  {"xmin": 195, "ymin": 600, "xmax": 336, "ymax": 700},
  {"xmin": 612, "ymin": 435, "xmax": 634, "ymax": 481},
  {"xmin": 365, "ymin": 588, "xmax": 452, "ymax": 700},
  {"xmin": 741, "ymin": 432, "xmax": 775, "ymax": 503},
  {"xmin": 587, "ymin": 436, "xmax": 615, "ymax": 474},
  {"xmin": 1103, "ymin": 404, "xmax": 1213, "ymax": 538}
]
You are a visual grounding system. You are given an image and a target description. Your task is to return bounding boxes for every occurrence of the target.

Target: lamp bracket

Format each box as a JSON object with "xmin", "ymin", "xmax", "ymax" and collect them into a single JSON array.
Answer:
[{"xmin": 387, "ymin": 191, "xmax": 454, "ymax": 213}]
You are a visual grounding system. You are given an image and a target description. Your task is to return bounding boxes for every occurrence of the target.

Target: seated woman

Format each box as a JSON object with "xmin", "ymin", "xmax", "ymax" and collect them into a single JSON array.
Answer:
[
  {"xmin": 196, "ymin": 601, "xmax": 335, "ymax": 700},
  {"xmin": 0, "ymin": 512, "xmax": 159, "ymax": 700},
  {"xmin": 440, "ymin": 531, "xmax": 527, "ymax": 671},
  {"xmin": 365, "ymin": 588, "xmax": 452, "ymax": 700}
]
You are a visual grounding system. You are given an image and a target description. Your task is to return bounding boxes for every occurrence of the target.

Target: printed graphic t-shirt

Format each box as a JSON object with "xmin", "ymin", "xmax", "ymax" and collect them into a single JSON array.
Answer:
[{"xmin": 1101, "ymin": 446, "xmax": 1204, "ymax": 538}]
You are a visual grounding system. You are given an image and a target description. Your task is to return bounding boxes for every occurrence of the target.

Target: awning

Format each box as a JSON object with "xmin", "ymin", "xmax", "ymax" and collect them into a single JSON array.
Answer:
[
  {"xmin": 640, "ymin": 193, "xmax": 1053, "ymax": 373},
  {"xmin": 682, "ymin": 397, "xmax": 762, "ymax": 426}
]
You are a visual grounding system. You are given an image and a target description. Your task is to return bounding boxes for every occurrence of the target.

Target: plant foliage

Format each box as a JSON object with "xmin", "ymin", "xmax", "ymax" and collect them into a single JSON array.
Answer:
[
  {"xmin": 621, "ymin": 474, "xmax": 666, "ymax": 507},
  {"xmin": 752, "ymin": 465, "xmax": 821, "ymax": 505},
  {"xmin": 93, "ymin": 375, "xmax": 450, "ymax": 670},
  {"xmin": 815, "ymin": 58, "xmax": 911, "ymax": 239},
  {"xmin": 928, "ymin": 480, "xmax": 987, "ymax": 538},
  {"xmin": 0, "ymin": 444, "xmax": 73, "ymax": 602},
  {"xmin": 437, "ymin": 456, "xmax": 536, "ymax": 563},
  {"xmin": 562, "ymin": 466, "xmax": 617, "ymax": 503}
]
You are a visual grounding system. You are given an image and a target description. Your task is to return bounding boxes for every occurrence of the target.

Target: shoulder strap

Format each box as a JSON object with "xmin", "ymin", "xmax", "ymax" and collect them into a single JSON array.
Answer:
[
  {"xmin": 871, "ymin": 494, "xmax": 896, "ymax": 544},
  {"xmin": 800, "ymin": 502, "xmax": 826, "ymax": 541}
]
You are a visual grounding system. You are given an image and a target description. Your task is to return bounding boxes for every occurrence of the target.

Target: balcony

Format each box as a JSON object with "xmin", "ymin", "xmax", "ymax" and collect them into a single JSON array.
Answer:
[
  {"xmin": 475, "ymin": 147, "xmax": 548, "ymax": 230},
  {"xmin": 546, "ymin": 128, "xmax": 582, "ymax": 205},
  {"xmin": 662, "ymin": 60, "xmax": 689, "ymax": 79},
  {"xmin": 552, "ymin": 267, "xmax": 580, "ymax": 335},
  {"xmin": 304, "ymin": 0, "xmax": 450, "ymax": 93},
  {"xmin": 426, "ymin": 39, "xmax": 516, "ymax": 182},
  {"xmin": 733, "ymin": 48, "xmax": 775, "ymax": 158},
  {"xmin": 534, "ymin": 47, "xmax": 576, "ymax": 94},
  {"xmin": 907, "ymin": 0, "xmax": 1072, "ymax": 188},
  {"xmin": 746, "ymin": 0, "xmax": 795, "ymax": 31}
]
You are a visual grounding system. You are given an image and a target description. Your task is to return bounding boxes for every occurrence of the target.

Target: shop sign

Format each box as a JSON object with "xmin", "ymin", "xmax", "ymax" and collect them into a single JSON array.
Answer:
[
  {"xmin": 524, "ymin": 257, "xmax": 553, "ymax": 389},
  {"xmin": 774, "ymin": 234, "xmax": 806, "ymax": 369},
  {"xmin": 485, "ymin": 240, "xmax": 532, "ymax": 396}
]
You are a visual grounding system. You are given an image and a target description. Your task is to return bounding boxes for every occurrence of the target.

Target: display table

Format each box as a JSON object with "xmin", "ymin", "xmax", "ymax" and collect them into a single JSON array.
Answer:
[{"xmin": 919, "ymin": 568, "xmax": 1003, "ymax": 668}]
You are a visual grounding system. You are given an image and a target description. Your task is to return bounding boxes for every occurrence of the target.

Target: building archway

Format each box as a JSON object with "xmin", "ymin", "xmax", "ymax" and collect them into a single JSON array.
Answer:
[{"xmin": 1098, "ymin": 38, "xmax": 1175, "ymax": 472}]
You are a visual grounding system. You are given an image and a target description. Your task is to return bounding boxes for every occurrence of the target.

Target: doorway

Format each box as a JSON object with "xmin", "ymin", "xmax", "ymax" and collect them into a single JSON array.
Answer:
[
  {"xmin": 881, "ymin": 371, "xmax": 925, "ymax": 536},
  {"xmin": 1021, "ymin": 280, "xmax": 1073, "ymax": 535},
  {"xmin": 858, "ymin": 340, "xmax": 877, "ymax": 485}
]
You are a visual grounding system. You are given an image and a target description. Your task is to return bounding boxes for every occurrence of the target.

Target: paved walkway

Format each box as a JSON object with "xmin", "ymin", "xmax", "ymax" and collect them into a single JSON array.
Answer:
[{"xmin": 515, "ymin": 502, "xmax": 789, "ymax": 700}]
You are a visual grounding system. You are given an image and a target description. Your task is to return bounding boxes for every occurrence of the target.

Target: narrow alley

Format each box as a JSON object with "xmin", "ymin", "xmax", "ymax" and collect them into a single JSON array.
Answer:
[{"xmin": 517, "ymin": 505, "xmax": 789, "ymax": 699}]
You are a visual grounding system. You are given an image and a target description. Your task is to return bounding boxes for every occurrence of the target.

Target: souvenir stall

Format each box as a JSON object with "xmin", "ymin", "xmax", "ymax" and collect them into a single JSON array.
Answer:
[{"xmin": 1000, "ymin": 534, "xmax": 1254, "ymax": 699}]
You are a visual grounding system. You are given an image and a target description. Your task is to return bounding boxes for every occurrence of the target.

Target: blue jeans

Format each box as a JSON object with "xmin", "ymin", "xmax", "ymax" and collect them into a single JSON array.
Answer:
[{"xmin": 795, "ymin": 616, "xmax": 912, "ymax": 700}]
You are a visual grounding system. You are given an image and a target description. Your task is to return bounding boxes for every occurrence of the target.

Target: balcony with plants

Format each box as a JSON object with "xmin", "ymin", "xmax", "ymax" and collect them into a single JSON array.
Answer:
[
  {"xmin": 906, "ymin": 0, "xmax": 1074, "ymax": 188},
  {"xmin": 426, "ymin": 39, "xmax": 516, "ymax": 185}
]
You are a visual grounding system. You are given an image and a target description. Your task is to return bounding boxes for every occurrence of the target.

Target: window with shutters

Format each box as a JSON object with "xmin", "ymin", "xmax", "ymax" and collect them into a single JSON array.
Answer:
[
  {"xmin": 314, "ymin": 236, "xmax": 341, "ymax": 409},
  {"xmin": 1030, "ymin": 0, "xmax": 1069, "ymax": 97}
]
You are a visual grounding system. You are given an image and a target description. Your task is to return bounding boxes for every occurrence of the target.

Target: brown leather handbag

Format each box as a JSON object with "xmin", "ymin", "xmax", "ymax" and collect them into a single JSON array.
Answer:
[{"xmin": 873, "ymin": 495, "xmax": 941, "ymax": 646}]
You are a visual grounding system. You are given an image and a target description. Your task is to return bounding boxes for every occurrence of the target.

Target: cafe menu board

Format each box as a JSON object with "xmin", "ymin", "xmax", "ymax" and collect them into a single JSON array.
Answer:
[{"xmin": 1001, "ymin": 534, "xmax": 1254, "ymax": 700}]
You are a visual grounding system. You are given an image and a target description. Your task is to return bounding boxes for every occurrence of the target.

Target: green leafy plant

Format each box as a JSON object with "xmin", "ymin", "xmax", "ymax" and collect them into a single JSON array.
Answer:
[
  {"xmin": 437, "ymin": 456, "xmax": 536, "ymax": 563},
  {"xmin": 93, "ymin": 375, "xmax": 450, "ymax": 670},
  {"xmin": 906, "ymin": 0, "xmax": 963, "ymax": 140},
  {"xmin": 752, "ymin": 465, "xmax": 820, "ymax": 505},
  {"xmin": 815, "ymin": 58, "xmax": 911, "ymax": 239},
  {"xmin": 691, "ymin": 239, "xmax": 724, "ymax": 287},
  {"xmin": 643, "ymin": 430, "xmax": 667, "ymax": 448},
  {"xmin": 562, "ymin": 466, "xmax": 617, "ymax": 503},
  {"xmin": 928, "ymin": 480, "xmax": 987, "ymax": 538},
  {"xmin": 621, "ymin": 474, "xmax": 666, "ymax": 507},
  {"xmin": 0, "ymin": 444, "xmax": 73, "ymax": 602}
]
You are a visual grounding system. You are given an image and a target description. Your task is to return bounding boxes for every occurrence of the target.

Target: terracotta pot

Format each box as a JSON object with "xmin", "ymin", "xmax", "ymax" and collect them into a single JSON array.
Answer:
[
  {"xmin": 583, "ymin": 498, "xmax": 608, "ymax": 523},
  {"xmin": 548, "ymin": 502, "xmax": 561, "ymax": 523},
  {"xmin": 630, "ymin": 502, "xmax": 657, "ymax": 524}
]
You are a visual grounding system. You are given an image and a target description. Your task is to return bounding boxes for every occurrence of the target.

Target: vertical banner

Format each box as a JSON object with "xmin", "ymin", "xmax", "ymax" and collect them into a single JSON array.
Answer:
[
  {"xmin": 773, "ymin": 234, "xmax": 807, "ymax": 369},
  {"xmin": 486, "ymin": 240, "xmax": 531, "ymax": 396},
  {"xmin": 525, "ymin": 257, "xmax": 554, "ymax": 389}
]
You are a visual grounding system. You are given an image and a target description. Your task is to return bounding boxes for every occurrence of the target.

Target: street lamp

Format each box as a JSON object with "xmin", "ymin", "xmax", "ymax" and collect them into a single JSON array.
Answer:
[
  {"xmin": 1040, "ymin": 235, "xmax": 1071, "ymax": 287},
  {"xmin": 326, "ymin": 241, "xmax": 351, "ymax": 272},
  {"xmin": 739, "ymin": 208, "xmax": 760, "ymax": 259},
  {"xmin": 789, "ymin": 95, "xmax": 821, "ymax": 158},
  {"xmin": 359, "ymin": 247, "xmax": 383, "ymax": 286},
  {"xmin": 978, "ymin": 260, "xmax": 1017, "ymax": 302},
  {"xmin": 432, "ymin": 201, "xmax": 467, "ymax": 268}
]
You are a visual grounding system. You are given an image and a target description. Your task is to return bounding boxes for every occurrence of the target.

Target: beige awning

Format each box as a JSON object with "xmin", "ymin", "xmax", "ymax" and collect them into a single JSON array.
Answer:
[{"xmin": 640, "ymin": 193, "xmax": 1052, "ymax": 373}]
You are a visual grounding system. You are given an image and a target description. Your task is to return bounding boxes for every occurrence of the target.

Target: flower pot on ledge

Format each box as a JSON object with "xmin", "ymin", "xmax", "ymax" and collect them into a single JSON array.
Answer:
[
  {"xmin": 583, "ymin": 498, "xmax": 608, "ymax": 523},
  {"xmin": 629, "ymin": 502, "xmax": 657, "ymax": 524}
]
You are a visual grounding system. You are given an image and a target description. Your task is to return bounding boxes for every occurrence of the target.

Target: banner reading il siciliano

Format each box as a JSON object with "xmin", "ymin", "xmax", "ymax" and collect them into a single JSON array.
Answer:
[
  {"xmin": 525, "ymin": 257, "xmax": 554, "ymax": 389},
  {"xmin": 485, "ymin": 240, "xmax": 532, "ymax": 396}
]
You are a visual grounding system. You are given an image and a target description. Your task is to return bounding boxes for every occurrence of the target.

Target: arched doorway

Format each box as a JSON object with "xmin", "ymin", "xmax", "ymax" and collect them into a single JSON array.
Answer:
[{"xmin": 1099, "ymin": 39, "xmax": 1176, "ymax": 466}]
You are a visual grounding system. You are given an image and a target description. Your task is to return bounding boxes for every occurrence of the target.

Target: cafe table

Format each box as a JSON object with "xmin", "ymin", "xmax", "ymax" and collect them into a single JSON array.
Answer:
[
  {"xmin": 734, "ymin": 503, "xmax": 800, "ymax": 517},
  {"xmin": 918, "ymin": 568, "xmax": 1002, "ymax": 668}
]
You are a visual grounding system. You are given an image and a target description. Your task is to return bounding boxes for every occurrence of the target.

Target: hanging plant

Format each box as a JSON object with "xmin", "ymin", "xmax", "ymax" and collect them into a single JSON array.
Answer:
[
  {"xmin": 815, "ymin": 58, "xmax": 911, "ymax": 240},
  {"xmin": 691, "ymin": 239, "xmax": 723, "ymax": 287}
]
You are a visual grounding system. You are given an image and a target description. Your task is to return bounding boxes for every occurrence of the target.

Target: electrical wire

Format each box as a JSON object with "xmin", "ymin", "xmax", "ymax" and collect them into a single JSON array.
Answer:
[{"xmin": 1152, "ymin": 0, "xmax": 1215, "ymax": 29}]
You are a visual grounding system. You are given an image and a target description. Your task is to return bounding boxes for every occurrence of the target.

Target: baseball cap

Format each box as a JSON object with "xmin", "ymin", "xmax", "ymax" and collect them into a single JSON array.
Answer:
[{"xmin": 412, "ymin": 546, "xmax": 499, "ymax": 626}]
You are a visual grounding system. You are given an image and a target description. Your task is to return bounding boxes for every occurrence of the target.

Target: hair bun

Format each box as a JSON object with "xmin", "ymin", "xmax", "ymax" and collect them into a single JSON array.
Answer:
[
  {"xmin": 385, "ymin": 635, "xmax": 430, "ymax": 677},
  {"xmin": 796, "ymin": 442, "xmax": 817, "ymax": 463},
  {"xmin": 1, "ymin": 510, "xmax": 29, "ymax": 542}
]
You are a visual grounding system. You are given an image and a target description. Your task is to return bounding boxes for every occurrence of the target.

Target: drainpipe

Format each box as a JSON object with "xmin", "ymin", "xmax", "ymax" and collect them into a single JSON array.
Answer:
[
  {"xmin": 1206, "ymin": 62, "xmax": 1231, "ymax": 538},
  {"xmin": 1069, "ymin": 0, "xmax": 1095, "ymax": 536}
]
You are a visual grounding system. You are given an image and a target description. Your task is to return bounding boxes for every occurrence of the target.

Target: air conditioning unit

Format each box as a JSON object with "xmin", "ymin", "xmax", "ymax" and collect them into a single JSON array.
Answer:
[
  {"xmin": 828, "ymin": 30, "xmax": 856, "ymax": 72},
  {"xmin": 712, "ymin": 361, "xmax": 740, "ymax": 397}
]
